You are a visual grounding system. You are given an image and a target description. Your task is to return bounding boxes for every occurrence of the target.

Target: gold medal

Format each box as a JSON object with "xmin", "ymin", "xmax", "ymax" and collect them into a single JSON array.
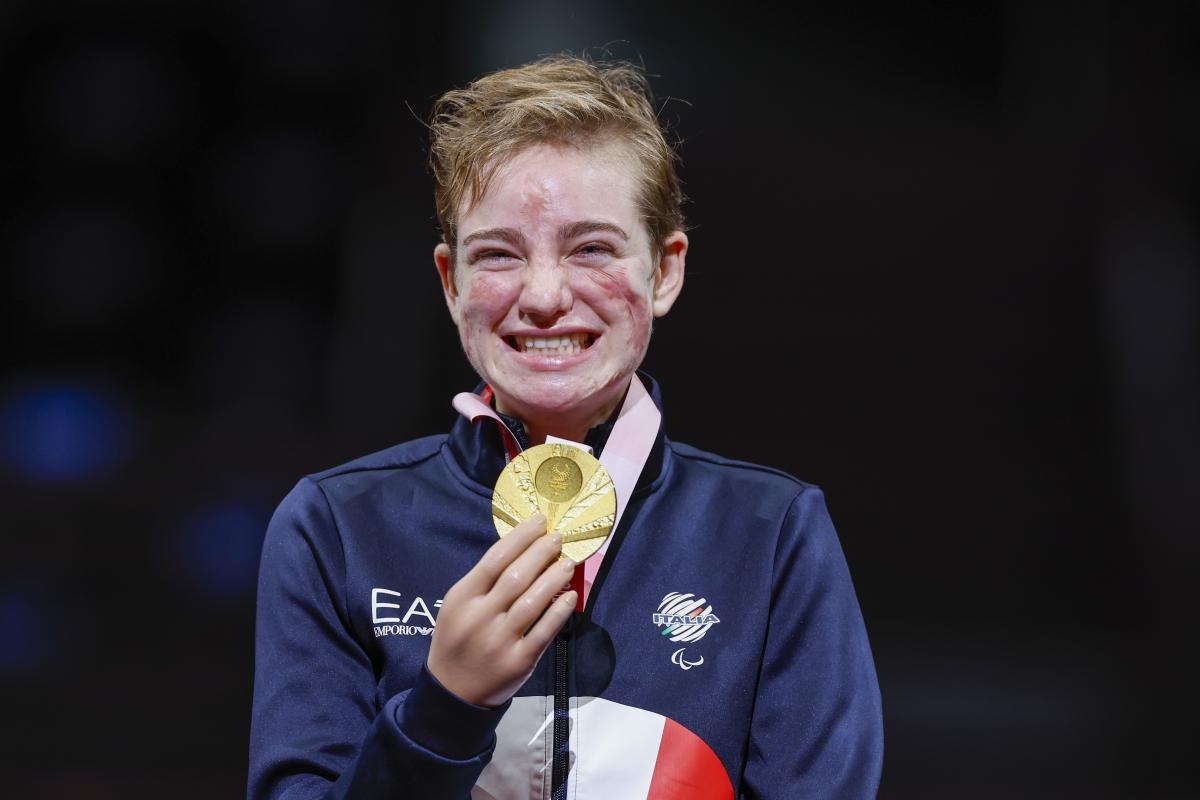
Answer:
[{"xmin": 492, "ymin": 442, "xmax": 617, "ymax": 562}]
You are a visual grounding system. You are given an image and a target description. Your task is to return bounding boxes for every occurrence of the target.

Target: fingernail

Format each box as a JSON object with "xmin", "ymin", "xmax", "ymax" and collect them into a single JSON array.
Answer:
[
  {"xmin": 548, "ymin": 531, "xmax": 561, "ymax": 545},
  {"xmin": 561, "ymin": 556, "xmax": 576, "ymax": 570}
]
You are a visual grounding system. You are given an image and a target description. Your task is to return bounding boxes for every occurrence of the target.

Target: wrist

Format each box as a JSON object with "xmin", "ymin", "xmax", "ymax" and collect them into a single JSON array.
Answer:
[{"xmin": 397, "ymin": 662, "xmax": 511, "ymax": 759}]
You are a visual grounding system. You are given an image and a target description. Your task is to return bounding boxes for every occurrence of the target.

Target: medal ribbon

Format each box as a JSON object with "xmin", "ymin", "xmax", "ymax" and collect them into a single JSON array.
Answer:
[
  {"xmin": 452, "ymin": 374, "xmax": 661, "ymax": 610},
  {"xmin": 453, "ymin": 385, "xmax": 522, "ymax": 462}
]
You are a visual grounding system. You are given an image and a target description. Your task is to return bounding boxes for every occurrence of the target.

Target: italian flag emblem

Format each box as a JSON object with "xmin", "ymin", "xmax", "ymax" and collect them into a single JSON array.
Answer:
[{"xmin": 476, "ymin": 695, "xmax": 734, "ymax": 799}]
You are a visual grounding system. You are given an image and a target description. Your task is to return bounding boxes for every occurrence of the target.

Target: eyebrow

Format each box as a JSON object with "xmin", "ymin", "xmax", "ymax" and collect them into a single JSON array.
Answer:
[
  {"xmin": 559, "ymin": 220, "xmax": 629, "ymax": 241},
  {"xmin": 461, "ymin": 227, "xmax": 527, "ymax": 248},
  {"xmin": 460, "ymin": 221, "xmax": 630, "ymax": 249}
]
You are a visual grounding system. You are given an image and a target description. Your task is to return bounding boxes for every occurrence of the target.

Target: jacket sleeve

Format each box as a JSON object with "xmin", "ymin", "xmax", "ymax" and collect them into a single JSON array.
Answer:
[
  {"xmin": 247, "ymin": 477, "xmax": 509, "ymax": 800},
  {"xmin": 740, "ymin": 487, "xmax": 884, "ymax": 799}
]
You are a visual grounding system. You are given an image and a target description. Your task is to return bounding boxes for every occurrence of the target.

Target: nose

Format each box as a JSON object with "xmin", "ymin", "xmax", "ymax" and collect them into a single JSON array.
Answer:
[{"xmin": 517, "ymin": 255, "xmax": 572, "ymax": 325}]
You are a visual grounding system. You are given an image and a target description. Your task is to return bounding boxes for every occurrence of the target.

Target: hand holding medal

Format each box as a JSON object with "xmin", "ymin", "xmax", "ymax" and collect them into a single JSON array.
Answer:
[
  {"xmin": 425, "ymin": 514, "xmax": 578, "ymax": 707},
  {"xmin": 428, "ymin": 442, "xmax": 616, "ymax": 706}
]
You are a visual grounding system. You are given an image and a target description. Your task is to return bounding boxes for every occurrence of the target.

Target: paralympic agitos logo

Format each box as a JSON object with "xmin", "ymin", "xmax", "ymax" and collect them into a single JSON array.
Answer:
[{"xmin": 651, "ymin": 591, "xmax": 720, "ymax": 643}]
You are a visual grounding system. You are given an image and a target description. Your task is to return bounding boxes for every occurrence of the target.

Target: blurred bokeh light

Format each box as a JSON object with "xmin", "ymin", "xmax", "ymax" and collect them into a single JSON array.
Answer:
[
  {"xmin": 172, "ymin": 501, "xmax": 271, "ymax": 599},
  {"xmin": 1, "ymin": 381, "xmax": 131, "ymax": 483}
]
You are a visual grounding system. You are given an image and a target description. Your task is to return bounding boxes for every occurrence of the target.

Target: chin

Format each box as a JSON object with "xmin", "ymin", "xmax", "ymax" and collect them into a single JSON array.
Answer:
[
  {"xmin": 508, "ymin": 381, "xmax": 596, "ymax": 416},
  {"xmin": 495, "ymin": 371, "xmax": 624, "ymax": 424}
]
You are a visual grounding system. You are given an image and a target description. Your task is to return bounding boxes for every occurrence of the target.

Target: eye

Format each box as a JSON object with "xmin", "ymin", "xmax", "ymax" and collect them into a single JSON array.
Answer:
[
  {"xmin": 470, "ymin": 249, "xmax": 519, "ymax": 266},
  {"xmin": 572, "ymin": 242, "xmax": 614, "ymax": 259}
]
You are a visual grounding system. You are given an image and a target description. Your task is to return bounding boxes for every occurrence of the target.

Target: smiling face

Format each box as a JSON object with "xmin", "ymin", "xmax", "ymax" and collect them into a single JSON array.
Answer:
[{"xmin": 434, "ymin": 138, "xmax": 687, "ymax": 442}]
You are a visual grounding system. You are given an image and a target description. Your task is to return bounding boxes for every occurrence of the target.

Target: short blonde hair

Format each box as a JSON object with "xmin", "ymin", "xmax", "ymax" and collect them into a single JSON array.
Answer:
[{"xmin": 429, "ymin": 54, "xmax": 684, "ymax": 258}]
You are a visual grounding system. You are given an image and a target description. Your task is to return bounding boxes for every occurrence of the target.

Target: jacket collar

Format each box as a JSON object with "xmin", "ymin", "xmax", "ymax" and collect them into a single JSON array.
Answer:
[{"xmin": 446, "ymin": 370, "xmax": 667, "ymax": 495}]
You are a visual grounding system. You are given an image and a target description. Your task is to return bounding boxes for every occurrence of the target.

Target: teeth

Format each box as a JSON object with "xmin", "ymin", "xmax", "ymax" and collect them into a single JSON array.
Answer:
[{"xmin": 516, "ymin": 333, "xmax": 591, "ymax": 355}]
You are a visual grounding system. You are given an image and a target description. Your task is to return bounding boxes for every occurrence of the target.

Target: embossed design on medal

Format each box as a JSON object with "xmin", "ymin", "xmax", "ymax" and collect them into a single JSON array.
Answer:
[{"xmin": 492, "ymin": 443, "xmax": 617, "ymax": 562}]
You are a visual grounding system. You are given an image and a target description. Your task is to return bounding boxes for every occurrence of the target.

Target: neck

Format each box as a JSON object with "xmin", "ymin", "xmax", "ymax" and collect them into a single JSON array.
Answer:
[
  {"xmin": 521, "ymin": 420, "xmax": 587, "ymax": 448},
  {"xmin": 496, "ymin": 387, "xmax": 629, "ymax": 448}
]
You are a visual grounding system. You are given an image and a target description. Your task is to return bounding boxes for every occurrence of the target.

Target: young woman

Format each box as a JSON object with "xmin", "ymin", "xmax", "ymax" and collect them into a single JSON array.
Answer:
[{"xmin": 249, "ymin": 55, "xmax": 882, "ymax": 800}]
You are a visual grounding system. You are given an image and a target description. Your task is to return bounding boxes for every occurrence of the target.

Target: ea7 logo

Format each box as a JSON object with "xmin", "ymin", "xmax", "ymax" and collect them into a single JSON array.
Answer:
[
  {"xmin": 652, "ymin": 592, "xmax": 720, "ymax": 643},
  {"xmin": 371, "ymin": 588, "xmax": 443, "ymax": 638}
]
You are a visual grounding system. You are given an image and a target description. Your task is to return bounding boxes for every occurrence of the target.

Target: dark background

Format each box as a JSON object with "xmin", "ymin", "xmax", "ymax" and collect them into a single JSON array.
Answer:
[{"xmin": 2, "ymin": 1, "xmax": 1197, "ymax": 797}]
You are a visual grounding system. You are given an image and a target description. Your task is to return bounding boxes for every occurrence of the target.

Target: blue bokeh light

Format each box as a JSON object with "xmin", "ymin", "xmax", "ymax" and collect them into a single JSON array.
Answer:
[
  {"xmin": 0, "ymin": 382, "xmax": 130, "ymax": 483},
  {"xmin": 0, "ymin": 584, "xmax": 55, "ymax": 673},
  {"xmin": 175, "ymin": 502, "xmax": 270, "ymax": 598}
]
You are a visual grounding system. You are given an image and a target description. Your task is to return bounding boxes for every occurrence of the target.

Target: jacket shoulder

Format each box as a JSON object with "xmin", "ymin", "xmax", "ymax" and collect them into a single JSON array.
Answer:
[
  {"xmin": 306, "ymin": 434, "xmax": 447, "ymax": 485},
  {"xmin": 666, "ymin": 440, "xmax": 817, "ymax": 496}
]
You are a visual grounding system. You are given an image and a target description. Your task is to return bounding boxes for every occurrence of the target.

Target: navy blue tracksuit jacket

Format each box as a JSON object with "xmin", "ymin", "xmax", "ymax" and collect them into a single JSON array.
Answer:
[{"xmin": 248, "ymin": 376, "xmax": 883, "ymax": 799}]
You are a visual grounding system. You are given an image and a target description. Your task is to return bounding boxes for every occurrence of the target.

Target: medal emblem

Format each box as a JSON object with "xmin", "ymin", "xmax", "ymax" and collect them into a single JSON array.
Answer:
[{"xmin": 492, "ymin": 442, "xmax": 617, "ymax": 562}]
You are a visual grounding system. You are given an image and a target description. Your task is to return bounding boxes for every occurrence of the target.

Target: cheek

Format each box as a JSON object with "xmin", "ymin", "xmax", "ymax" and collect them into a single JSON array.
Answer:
[
  {"xmin": 580, "ymin": 266, "xmax": 653, "ymax": 336},
  {"xmin": 459, "ymin": 274, "xmax": 519, "ymax": 354},
  {"xmin": 461, "ymin": 273, "xmax": 519, "ymax": 325}
]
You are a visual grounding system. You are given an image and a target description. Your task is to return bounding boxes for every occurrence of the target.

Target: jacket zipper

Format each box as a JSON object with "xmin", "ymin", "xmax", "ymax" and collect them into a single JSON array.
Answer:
[{"xmin": 550, "ymin": 629, "xmax": 570, "ymax": 799}]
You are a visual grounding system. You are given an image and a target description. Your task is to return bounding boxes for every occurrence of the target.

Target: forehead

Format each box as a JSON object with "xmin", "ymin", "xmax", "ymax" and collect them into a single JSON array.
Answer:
[{"xmin": 457, "ymin": 140, "xmax": 644, "ymax": 242}]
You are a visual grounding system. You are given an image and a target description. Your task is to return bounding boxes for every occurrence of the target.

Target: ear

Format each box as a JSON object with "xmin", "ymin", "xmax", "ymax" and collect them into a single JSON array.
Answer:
[
  {"xmin": 434, "ymin": 242, "xmax": 461, "ymax": 324},
  {"xmin": 651, "ymin": 231, "xmax": 687, "ymax": 317}
]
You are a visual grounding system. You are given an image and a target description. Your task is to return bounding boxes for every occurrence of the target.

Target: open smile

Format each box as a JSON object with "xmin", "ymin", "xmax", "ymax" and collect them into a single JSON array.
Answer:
[{"xmin": 504, "ymin": 332, "xmax": 597, "ymax": 356}]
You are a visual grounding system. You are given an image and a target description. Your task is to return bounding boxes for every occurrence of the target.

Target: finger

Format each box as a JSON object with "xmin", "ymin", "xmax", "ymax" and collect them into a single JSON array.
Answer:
[
  {"xmin": 457, "ymin": 514, "xmax": 547, "ymax": 596},
  {"xmin": 519, "ymin": 590, "xmax": 577, "ymax": 656},
  {"xmin": 504, "ymin": 554, "xmax": 576, "ymax": 634},
  {"xmin": 485, "ymin": 529, "xmax": 564, "ymax": 611}
]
